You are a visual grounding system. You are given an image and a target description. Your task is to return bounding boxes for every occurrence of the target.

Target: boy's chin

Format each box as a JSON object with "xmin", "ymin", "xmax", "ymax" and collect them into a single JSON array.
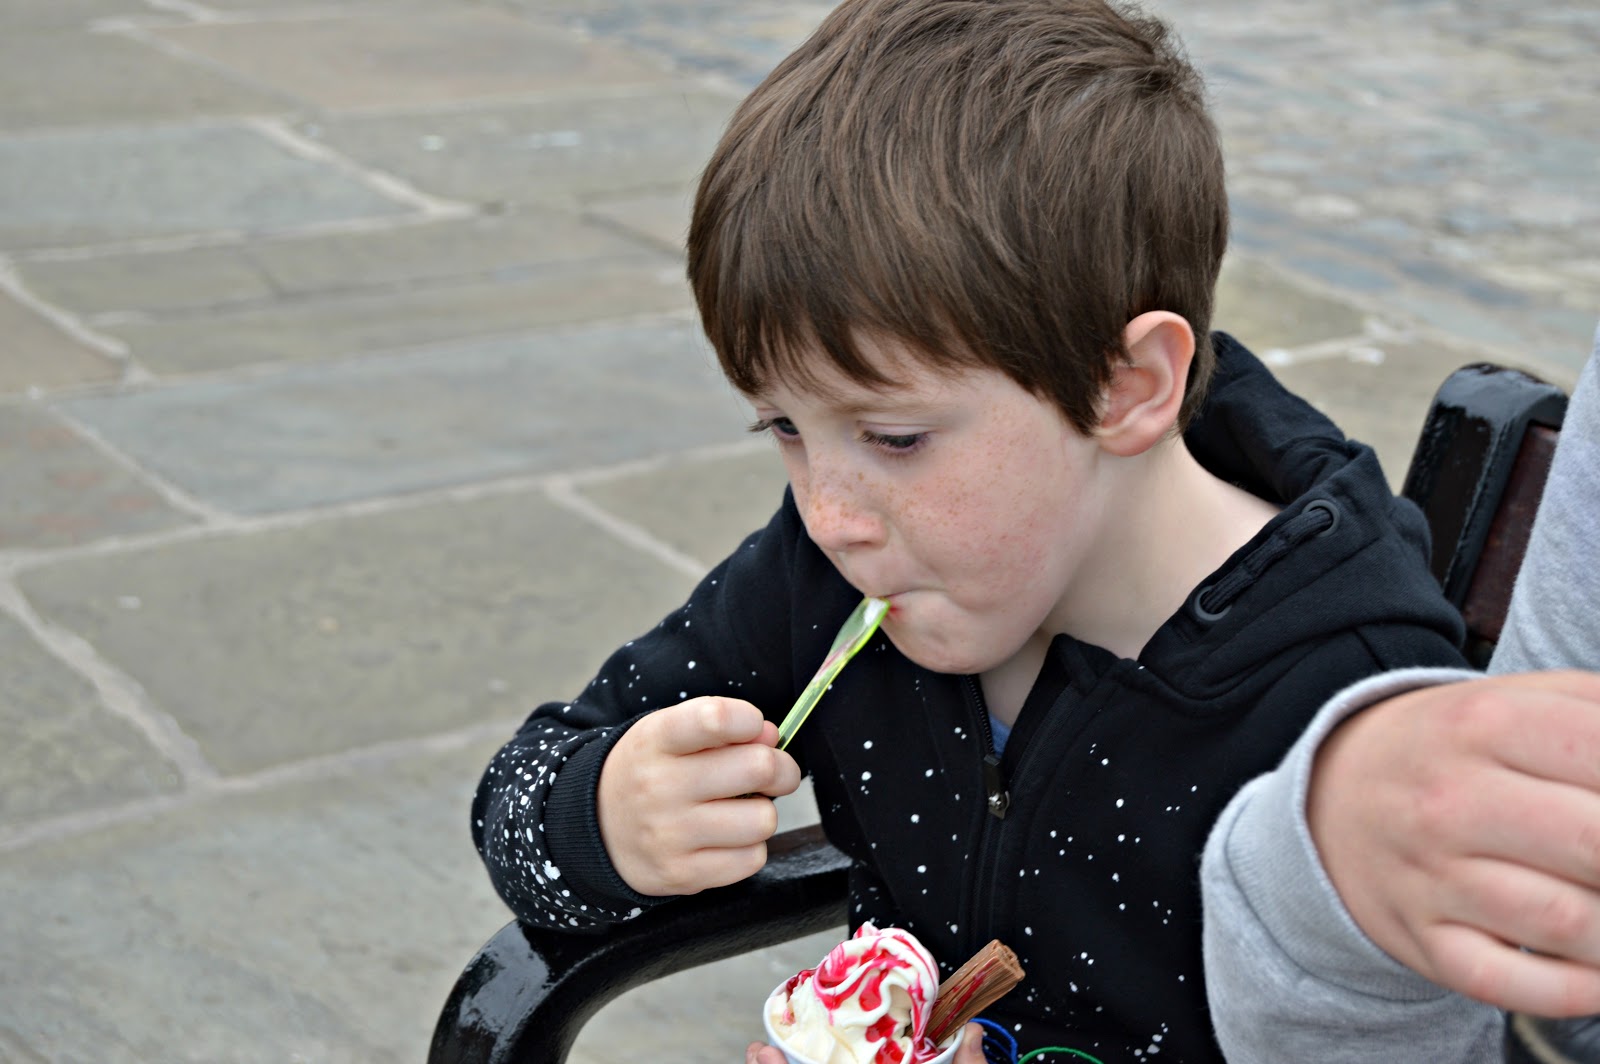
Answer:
[{"xmin": 881, "ymin": 625, "xmax": 996, "ymax": 677}]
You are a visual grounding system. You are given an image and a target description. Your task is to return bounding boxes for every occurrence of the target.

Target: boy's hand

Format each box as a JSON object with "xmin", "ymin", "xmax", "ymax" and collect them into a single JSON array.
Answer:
[
  {"xmin": 598, "ymin": 696, "xmax": 801, "ymax": 897},
  {"xmin": 744, "ymin": 1022, "xmax": 986, "ymax": 1063},
  {"xmin": 1309, "ymin": 670, "xmax": 1600, "ymax": 1016}
]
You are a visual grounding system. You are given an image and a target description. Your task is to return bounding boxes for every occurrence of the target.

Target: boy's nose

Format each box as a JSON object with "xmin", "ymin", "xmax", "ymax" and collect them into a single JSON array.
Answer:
[{"xmin": 798, "ymin": 469, "xmax": 884, "ymax": 554}]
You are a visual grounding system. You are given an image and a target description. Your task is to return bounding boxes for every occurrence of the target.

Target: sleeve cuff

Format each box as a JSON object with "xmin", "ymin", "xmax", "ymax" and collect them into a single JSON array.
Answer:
[
  {"xmin": 1221, "ymin": 666, "xmax": 1480, "ymax": 996},
  {"xmin": 543, "ymin": 718, "xmax": 674, "ymax": 917}
]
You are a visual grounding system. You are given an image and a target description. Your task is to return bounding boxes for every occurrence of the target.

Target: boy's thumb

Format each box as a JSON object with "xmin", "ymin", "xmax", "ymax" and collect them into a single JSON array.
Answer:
[{"xmin": 955, "ymin": 1022, "xmax": 987, "ymax": 1063}]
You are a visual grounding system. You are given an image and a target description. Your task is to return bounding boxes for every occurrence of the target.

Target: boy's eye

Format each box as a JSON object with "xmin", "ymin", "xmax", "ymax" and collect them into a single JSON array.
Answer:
[
  {"xmin": 749, "ymin": 417, "xmax": 801, "ymax": 441},
  {"xmin": 861, "ymin": 430, "xmax": 926, "ymax": 453}
]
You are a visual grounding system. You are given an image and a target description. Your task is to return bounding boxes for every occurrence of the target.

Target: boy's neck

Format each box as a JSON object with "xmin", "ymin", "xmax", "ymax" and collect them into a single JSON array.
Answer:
[{"xmin": 1051, "ymin": 436, "xmax": 1280, "ymax": 662}]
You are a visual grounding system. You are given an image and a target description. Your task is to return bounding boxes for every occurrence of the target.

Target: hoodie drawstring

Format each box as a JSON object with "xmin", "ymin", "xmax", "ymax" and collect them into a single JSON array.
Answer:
[{"xmin": 1191, "ymin": 499, "xmax": 1341, "ymax": 621}]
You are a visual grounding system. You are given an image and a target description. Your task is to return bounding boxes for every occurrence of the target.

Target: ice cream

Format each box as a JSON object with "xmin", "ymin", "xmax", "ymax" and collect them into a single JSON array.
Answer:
[{"xmin": 765, "ymin": 922, "xmax": 949, "ymax": 1064}]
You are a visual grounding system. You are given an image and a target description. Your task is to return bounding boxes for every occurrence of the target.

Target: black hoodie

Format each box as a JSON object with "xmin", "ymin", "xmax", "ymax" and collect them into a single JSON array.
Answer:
[{"xmin": 473, "ymin": 334, "xmax": 1467, "ymax": 1062}]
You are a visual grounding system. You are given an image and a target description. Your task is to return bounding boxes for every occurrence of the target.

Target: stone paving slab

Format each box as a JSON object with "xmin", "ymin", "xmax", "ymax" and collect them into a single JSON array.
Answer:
[
  {"xmin": 1154, "ymin": 0, "xmax": 1600, "ymax": 374},
  {"xmin": 1270, "ymin": 335, "xmax": 1580, "ymax": 492},
  {"xmin": 297, "ymin": 88, "xmax": 736, "ymax": 207},
  {"xmin": 0, "ymin": 27, "xmax": 290, "ymax": 132},
  {"xmin": 0, "ymin": 608, "xmax": 181, "ymax": 831},
  {"xmin": 53, "ymin": 319, "xmax": 738, "ymax": 512},
  {"xmin": 195, "ymin": 0, "xmax": 449, "ymax": 9},
  {"xmin": 0, "ymin": 402, "xmax": 193, "ymax": 551},
  {"xmin": 0, "ymin": 123, "xmax": 414, "ymax": 251},
  {"xmin": 0, "ymin": 0, "xmax": 157, "ymax": 29},
  {"xmin": 17, "ymin": 244, "xmax": 289, "ymax": 319},
  {"xmin": 576, "ymin": 446, "xmax": 789, "ymax": 569},
  {"xmin": 506, "ymin": 0, "xmax": 837, "ymax": 89},
  {"xmin": 0, "ymin": 740, "xmax": 512, "ymax": 1064},
  {"xmin": 1211, "ymin": 253, "xmax": 1369, "ymax": 353},
  {"xmin": 0, "ymin": 289, "xmax": 121, "ymax": 395},
  {"xmin": 105, "ymin": 264, "xmax": 694, "ymax": 376},
  {"xmin": 15, "ymin": 488, "xmax": 701, "ymax": 777},
  {"xmin": 1230, "ymin": 198, "xmax": 1599, "ymax": 374},
  {"xmin": 150, "ymin": 8, "xmax": 680, "ymax": 112},
  {"xmin": 17, "ymin": 210, "xmax": 690, "ymax": 373},
  {"xmin": 584, "ymin": 189, "xmax": 695, "ymax": 253}
]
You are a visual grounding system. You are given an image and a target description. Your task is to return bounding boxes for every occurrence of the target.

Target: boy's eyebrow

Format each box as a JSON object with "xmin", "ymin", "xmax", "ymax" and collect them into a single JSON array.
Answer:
[
  {"xmin": 834, "ymin": 394, "xmax": 940, "ymax": 417},
  {"xmin": 749, "ymin": 385, "xmax": 946, "ymax": 419}
]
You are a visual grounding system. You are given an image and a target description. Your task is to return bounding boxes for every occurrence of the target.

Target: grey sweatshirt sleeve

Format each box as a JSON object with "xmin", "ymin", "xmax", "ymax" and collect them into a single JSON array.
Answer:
[
  {"xmin": 1201, "ymin": 667, "xmax": 1499, "ymax": 1063},
  {"xmin": 1202, "ymin": 324, "xmax": 1600, "ymax": 1062},
  {"xmin": 1492, "ymin": 329, "xmax": 1600, "ymax": 676}
]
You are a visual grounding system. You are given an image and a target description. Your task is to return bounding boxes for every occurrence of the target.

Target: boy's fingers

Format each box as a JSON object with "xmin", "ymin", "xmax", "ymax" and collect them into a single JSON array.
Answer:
[
  {"xmin": 681, "ymin": 797, "xmax": 781, "ymax": 849},
  {"xmin": 954, "ymin": 1023, "xmax": 986, "ymax": 1064},
  {"xmin": 687, "ymin": 842, "xmax": 770, "ymax": 892},
  {"xmin": 630, "ymin": 838, "xmax": 768, "ymax": 896},
  {"xmin": 655, "ymin": 697, "xmax": 767, "ymax": 755},
  {"xmin": 683, "ymin": 742, "xmax": 800, "ymax": 802},
  {"xmin": 753, "ymin": 749, "xmax": 804, "ymax": 798}
]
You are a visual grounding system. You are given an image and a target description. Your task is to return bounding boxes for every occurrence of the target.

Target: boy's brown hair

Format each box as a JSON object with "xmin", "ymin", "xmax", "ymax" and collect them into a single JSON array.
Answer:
[{"xmin": 687, "ymin": 0, "xmax": 1228, "ymax": 434}]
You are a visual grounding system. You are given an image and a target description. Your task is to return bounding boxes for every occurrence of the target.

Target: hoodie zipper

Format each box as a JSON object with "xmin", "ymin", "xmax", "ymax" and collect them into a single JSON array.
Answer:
[
  {"xmin": 965, "ymin": 675, "xmax": 1011, "ymax": 819},
  {"xmin": 960, "ymin": 675, "xmax": 1011, "ymax": 966}
]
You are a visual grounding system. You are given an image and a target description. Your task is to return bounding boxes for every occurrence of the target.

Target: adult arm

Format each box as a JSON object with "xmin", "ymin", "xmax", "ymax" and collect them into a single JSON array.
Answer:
[
  {"xmin": 1202, "ymin": 666, "xmax": 1499, "ymax": 1064},
  {"xmin": 1492, "ymin": 334, "xmax": 1600, "ymax": 675},
  {"xmin": 1204, "ymin": 325, "xmax": 1600, "ymax": 1060}
]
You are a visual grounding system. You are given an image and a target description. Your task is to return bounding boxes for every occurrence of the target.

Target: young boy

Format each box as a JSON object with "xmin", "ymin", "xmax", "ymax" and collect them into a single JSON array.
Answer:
[{"xmin": 472, "ymin": 0, "xmax": 1468, "ymax": 1058}]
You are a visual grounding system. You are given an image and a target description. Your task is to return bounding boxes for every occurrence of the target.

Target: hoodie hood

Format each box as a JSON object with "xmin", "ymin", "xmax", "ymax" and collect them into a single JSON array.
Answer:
[{"xmin": 1141, "ymin": 332, "xmax": 1465, "ymax": 697}]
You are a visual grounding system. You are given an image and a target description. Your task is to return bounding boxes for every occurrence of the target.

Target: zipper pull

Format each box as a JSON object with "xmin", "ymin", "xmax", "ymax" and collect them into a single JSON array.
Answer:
[{"xmin": 983, "ymin": 753, "xmax": 1010, "ymax": 819}]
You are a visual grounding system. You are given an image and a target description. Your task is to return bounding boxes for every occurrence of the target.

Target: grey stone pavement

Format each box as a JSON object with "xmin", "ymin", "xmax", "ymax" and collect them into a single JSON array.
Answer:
[{"xmin": 0, "ymin": 0, "xmax": 1594, "ymax": 1060}]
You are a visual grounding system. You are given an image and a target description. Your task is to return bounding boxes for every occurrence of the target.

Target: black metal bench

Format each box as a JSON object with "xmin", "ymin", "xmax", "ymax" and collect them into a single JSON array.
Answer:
[{"xmin": 431, "ymin": 362, "xmax": 1575, "ymax": 1064}]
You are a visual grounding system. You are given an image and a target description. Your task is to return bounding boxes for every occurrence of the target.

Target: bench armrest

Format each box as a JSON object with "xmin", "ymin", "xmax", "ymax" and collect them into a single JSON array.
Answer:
[{"xmin": 428, "ymin": 825, "xmax": 850, "ymax": 1064}]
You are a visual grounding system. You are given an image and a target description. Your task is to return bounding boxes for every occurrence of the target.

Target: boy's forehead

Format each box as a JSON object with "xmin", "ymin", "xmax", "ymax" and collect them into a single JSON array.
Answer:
[
  {"xmin": 746, "ymin": 347, "xmax": 964, "ymax": 411},
  {"xmin": 744, "ymin": 331, "xmax": 971, "ymax": 403}
]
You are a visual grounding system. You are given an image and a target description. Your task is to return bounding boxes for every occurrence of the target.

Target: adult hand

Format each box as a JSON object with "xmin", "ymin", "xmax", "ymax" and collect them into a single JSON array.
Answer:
[
  {"xmin": 1309, "ymin": 670, "xmax": 1600, "ymax": 1015},
  {"xmin": 745, "ymin": 1022, "xmax": 987, "ymax": 1063},
  {"xmin": 598, "ymin": 696, "xmax": 801, "ymax": 896}
]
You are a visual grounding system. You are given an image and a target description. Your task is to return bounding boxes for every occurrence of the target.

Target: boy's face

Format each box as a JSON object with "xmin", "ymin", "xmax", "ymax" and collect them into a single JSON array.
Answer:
[{"xmin": 747, "ymin": 333, "xmax": 1114, "ymax": 677}]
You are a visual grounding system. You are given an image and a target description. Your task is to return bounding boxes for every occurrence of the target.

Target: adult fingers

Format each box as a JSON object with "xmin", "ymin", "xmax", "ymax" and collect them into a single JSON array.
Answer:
[
  {"xmin": 1433, "ymin": 856, "xmax": 1600, "ymax": 971},
  {"xmin": 1426, "ymin": 921, "xmax": 1600, "ymax": 1017},
  {"xmin": 1471, "ymin": 681, "xmax": 1600, "ymax": 790},
  {"xmin": 1422, "ymin": 769, "xmax": 1600, "ymax": 894},
  {"xmin": 1495, "ymin": 670, "xmax": 1600, "ymax": 701}
]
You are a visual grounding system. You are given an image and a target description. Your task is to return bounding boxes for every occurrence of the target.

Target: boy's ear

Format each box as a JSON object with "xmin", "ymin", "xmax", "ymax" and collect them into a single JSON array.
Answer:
[{"xmin": 1095, "ymin": 311, "xmax": 1196, "ymax": 457}]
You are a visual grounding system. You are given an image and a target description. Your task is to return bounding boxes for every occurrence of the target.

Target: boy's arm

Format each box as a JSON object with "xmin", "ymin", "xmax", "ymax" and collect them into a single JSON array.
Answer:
[{"xmin": 472, "ymin": 496, "xmax": 829, "ymax": 931}]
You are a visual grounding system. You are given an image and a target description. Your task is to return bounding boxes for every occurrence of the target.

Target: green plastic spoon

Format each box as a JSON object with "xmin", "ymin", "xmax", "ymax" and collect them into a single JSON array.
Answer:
[{"xmin": 775, "ymin": 596, "xmax": 890, "ymax": 750}]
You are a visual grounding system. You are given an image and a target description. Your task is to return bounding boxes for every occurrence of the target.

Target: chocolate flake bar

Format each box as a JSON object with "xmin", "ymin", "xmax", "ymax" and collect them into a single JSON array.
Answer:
[{"xmin": 926, "ymin": 939, "xmax": 1026, "ymax": 1046}]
